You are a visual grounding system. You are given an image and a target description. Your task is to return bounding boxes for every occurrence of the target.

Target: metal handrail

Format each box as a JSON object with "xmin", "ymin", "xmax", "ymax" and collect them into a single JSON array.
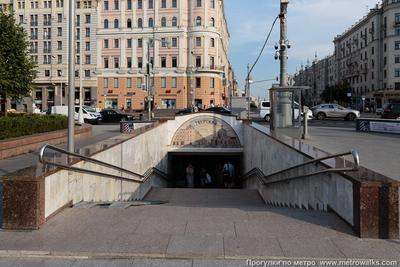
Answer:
[
  {"xmin": 39, "ymin": 144, "xmax": 144, "ymax": 183},
  {"xmin": 242, "ymin": 150, "xmax": 360, "ymax": 185}
]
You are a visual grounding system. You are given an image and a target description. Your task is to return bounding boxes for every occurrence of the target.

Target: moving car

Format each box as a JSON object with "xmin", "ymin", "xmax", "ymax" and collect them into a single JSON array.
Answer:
[
  {"xmin": 259, "ymin": 101, "xmax": 313, "ymax": 122},
  {"xmin": 100, "ymin": 109, "xmax": 135, "ymax": 122},
  {"xmin": 311, "ymin": 104, "xmax": 360, "ymax": 121},
  {"xmin": 381, "ymin": 102, "xmax": 400, "ymax": 119},
  {"xmin": 205, "ymin": 107, "xmax": 231, "ymax": 114}
]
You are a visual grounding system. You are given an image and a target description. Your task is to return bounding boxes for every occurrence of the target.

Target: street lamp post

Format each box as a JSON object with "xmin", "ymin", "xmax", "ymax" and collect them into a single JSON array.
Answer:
[{"xmin": 67, "ymin": 0, "xmax": 76, "ymax": 153}]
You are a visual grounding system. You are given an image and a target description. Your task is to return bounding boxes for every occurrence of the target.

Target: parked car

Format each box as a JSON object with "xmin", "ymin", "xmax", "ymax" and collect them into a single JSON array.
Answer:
[
  {"xmin": 100, "ymin": 109, "xmax": 135, "ymax": 122},
  {"xmin": 311, "ymin": 104, "xmax": 360, "ymax": 121},
  {"xmin": 381, "ymin": 103, "xmax": 400, "ymax": 119},
  {"xmin": 376, "ymin": 108, "xmax": 384, "ymax": 116},
  {"xmin": 259, "ymin": 101, "xmax": 312, "ymax": 122},
  {"xmin": 50, "ymin": 105, "xmax": 101, "ymax": 124},
  {"xmin": 176, "ymin": 108, "xmax": 193, "ymax": 115},
  {"xmin": 205, "ymin": 107, "xmax": 231, "ymax": 114}
]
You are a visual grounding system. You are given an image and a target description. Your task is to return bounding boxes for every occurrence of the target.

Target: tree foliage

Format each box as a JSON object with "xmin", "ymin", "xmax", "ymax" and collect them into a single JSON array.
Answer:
[
  {"xmin": 320, "ymin": 81, "xmax": 350, "ymax": 104},
  {"xmin": 0, "ymin": 11, "xmax": 37, "ymax": 102}
]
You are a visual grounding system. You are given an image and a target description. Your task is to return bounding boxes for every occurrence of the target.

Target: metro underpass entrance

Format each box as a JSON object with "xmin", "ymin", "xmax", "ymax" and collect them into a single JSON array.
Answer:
[{"xmin": 168, "ymin": 152, "xmax": 242, "ymax": 189}]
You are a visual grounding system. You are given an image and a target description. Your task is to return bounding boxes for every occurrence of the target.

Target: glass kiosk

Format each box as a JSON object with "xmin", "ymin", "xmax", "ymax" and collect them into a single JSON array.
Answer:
[{"xmin": 270, "ymin": 85, "xmax": 310, "ymax": 138}]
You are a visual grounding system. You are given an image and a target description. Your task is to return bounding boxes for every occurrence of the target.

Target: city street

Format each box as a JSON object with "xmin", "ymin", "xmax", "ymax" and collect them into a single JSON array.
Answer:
[{"xmin": 0, "ymin": 123, "xmax": 122, "ymax": 177}]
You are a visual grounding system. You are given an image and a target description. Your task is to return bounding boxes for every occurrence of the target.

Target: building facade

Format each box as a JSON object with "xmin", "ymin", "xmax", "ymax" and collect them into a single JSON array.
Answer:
[
  {"xmin": 294, "ymin": 0, "xmax": 400, "ymax": 109},
  {"xmin": 1, "ymin": 0, "xmax": 234, "ymax": 112}
]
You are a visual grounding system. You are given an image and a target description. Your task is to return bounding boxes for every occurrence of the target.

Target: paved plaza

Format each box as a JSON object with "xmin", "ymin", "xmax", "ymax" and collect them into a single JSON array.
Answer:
[{"xmin": 0, "ymin": 188, "xmax": 399, "ymax": 264}]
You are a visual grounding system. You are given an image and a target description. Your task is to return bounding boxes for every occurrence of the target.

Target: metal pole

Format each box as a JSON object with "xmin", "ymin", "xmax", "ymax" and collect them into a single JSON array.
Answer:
[
  {"xmin": 279, "ymin": 0, "xmax": 289, "ymax": 87},
  {"xmin": 67, "ymin": 0, "xmax": 76, "ymax": 153},
  {"xmin": 78, "ymin": 34, "xmax": 84, "ymax": 124},
  {"xmin": 147, "ymin": 38, "xmax": 152, "ymax": 121},
  {"xmin": 246, "ymin": 64, "xmax": 250, "ymax": 120}
]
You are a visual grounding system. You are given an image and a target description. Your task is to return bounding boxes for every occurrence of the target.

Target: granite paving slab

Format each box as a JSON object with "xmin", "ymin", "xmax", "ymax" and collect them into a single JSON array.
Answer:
[
  {"xmin": 278, "ymin": 237, "xmax": 345, "ymax": 258},
  {"xmin": 166, "ymin": 235, "xmax": 224, "ymax": 258},
  {"xmin": 224, "ymin": 236, "xmax": 284, "ymax": 258}
]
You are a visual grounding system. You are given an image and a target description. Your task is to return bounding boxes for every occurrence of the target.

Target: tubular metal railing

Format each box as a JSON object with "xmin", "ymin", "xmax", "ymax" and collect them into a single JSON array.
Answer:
[
  {"xmin": 39, "ymin": 144, "xmax": 158, "ymax": 183},
  {"xmin": 242, "ymin": 150, "xmax": 360, "ymax": 185}
]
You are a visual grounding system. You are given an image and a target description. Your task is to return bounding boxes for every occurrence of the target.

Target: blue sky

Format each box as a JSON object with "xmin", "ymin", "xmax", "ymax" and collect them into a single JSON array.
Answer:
[{"xmin": 224, "ymin": 0, "xmax": 380, "ymax": 100}]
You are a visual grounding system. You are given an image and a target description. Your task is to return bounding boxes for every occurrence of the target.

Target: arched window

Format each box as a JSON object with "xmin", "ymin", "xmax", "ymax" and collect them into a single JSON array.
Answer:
[
  {"xmin": 161, "ymin": 17, "xmax": 167, "ymax": 27},
  {"xmin": 196, "ymin": 16, "xmax": 201, "ymax": 26},
  {"xmin": 127, "ymin": 18, "xmax": 132, "ymax": 28},
  {"xmin": 114, "ymin": 18, "xmax": 119, "ymax": 28},
  {"xmin": 148, "ymin": 18, "xmax": 154, "ymax": 28},
  {"xmin": 172, "ymin": 17, "xmax": 177, "ymax": 27},
  {"xmin": 104, "ymin": 19, "xmax": 109, "ymax": 28},
  {"xmin": 210, "ymin": 17, "xmax": 215, "ymax": 27},
  {"xmin": 138, "ymin": 18, "xmax": 143, "ymax": 28}
]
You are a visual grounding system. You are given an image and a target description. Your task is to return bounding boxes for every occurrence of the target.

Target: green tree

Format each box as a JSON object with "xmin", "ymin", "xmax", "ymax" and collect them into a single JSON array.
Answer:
[
  {"xmin": 0, "ymin": 11, "xmax": 37, "ymax": 116},
  {"xmin": 320, "ymin": 81, "xmax": 350, "ymax": 105}
]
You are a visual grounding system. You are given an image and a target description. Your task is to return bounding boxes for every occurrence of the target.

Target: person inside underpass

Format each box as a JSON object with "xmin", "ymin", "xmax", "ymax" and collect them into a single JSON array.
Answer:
[{"xmin": 169, "ymin": 153, "xmax": 241, "ymax": 189}]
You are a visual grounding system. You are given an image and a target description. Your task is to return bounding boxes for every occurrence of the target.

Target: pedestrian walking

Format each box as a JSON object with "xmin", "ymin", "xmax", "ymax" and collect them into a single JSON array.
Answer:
[{"xmin": 186, "ymin": 164, "xmax": 194, "ymax": 188}]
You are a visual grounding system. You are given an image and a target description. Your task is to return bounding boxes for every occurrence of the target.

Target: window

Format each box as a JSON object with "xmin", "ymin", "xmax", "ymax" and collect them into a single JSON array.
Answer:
[
  {"xmin": 161, "ymin": 38, "xmax": 167, "ymax": 47},
  {"xmin": 76, "ymin": 14, "xmax": 80, "ymax": 26},
  {"xmin": 137, "ymin": 77, "xmax": 143, "ymax": 88},
  {"xmin": 104, "ymin": 39, "xmax": 109, "ymax": 48},
  {"xmin": 58, "ymin": 27, "xmax": 62, "ymax": 36},
  {"xmin": 148, "ymin": 0, "xmax": 153, "ymax": 8},
  {"xmin": 210, "ymin": 56, "xmax": 215, "ymax": 68},
  {"xmin": 138, "ymin": 18, "xmax": 143, "ymax": 28},
  {"xmin": 148, "ymin": 18, "xmax": 154, "ymax": 27},
  {"xmin": 396, "ymin": 69, "xmax": 400, "ymax": 77},
  {"xmin": 210, "ymin": 0, "xmax": 215, "ymax": 8},
  {"xmin": 127, "ymin": 0, "xmax": 131, "ymax": 9},
  {"xmin": 114, "ymin": 19, "xmax": 119, "ymax": 28},
  {"xmin": 161, "ymin": 17, "xmax": 167, "ymax": 27},
  {"xmin": 196, "ymin": 0, "xmax": 201, "ymax": 7},
  {"xmin": 57, "ymin": 41, "xmax": 62, "ymax": 50},
  {"xmin": 210, "ymin": 38, "xmax": 215, "ymax": 47},
  {"xmin": 114, "ymin": 39, "xmax": 119, "ymax": 48},
  {"xmin": 104, "ymin": 58, "xmax": 109, "ymax": 68},
  {"xmin": 85, "ymin": 27, "xmax": 90, "ymax": 37},
  {"xmin": 395, "ymin": 41, "xmax": 400, "ymax": 50},
  {"xmin": 196, "ymin": 16, "xmax": 201, "ymax": 26},
  {"xmin": 396, "ymin": 55, "xmax": 400, "ymax": 64},
  {"xmin": 127, "ymin": 57, "xmax": 132, "ymax": 68},
  {"xmin": 172, "ymin": 17, "xmax": 177, "ymax": 27},
  {"xmin": 114, "ymin": 78, "xmax": 119, "ymax": 88},
  {"xmin": 85, "ymin": 14, "xmax": 90, "ymax": 23},
  {"xmin": 210, "ymin": 78, "xmax": 215, "ymax": 88},
  {"xmin": 104, "ymin": 19, "xmax": 109, "ymax": 28},
  {"xmin": 137, "ymin": 0, "xmax": 142, "ymax": 9},
  {"xmin": 396, "ymin": 13, "xmax": 400, "ymax": 24},
  {"xmin": 196, "ymin": 37, "xmax": 201, "ymax": 47},
  {"xmin": 57, "ymin": 13, "xmax": 62, "ymax": 22},
  {"xmin": 172, "ymin": 37, "xmax": 177, "ymax": 47},
  {"xmin": 196, "ymin": 56, "xmax": 201, "ymax": 67},
  {"xmin": 396, "ymin": 27, "xmax": 400, "ymax": 36},
  {"xmin": 172, "ymin": 0, "xmax": 177, "ymax": 7},
  {"xmin": 127, "ymin": 39, "xmax": 132, "ymax": 48},
  {"xmin": 196, "ymin": 77, "xmax": 201, "ymax": 88},
  {"xmin": 371, "ymin": 46, "xmax": 374, "ymax": 55},
  {"xmin": 85, "ymin": 42, "xmax": 90, "ymax": 51},
  {"xmin": 104, "ymin": 78, "xmax": 108, "ymax": 89},
  {"xmin": 85, "ymin": 55, "xmax": 90, "ymax": 64},
  {"xmin": 172, "ymin": 56, "xmax": 177, "ymax": 67},
  {"xmin": 172, "ymin": 77, "xmax": 177, "ymax": 88},
  {"xmin": 138, "ymin": 38, "xmax": 143, "ymax": 48},
  {"xmin": 161, "ymin": 57, "xmax": 167, "ymax": 68},
  {"xmin": 210, "ymin": 17, "xmax": 215, "ymax": 27},
  {"xmin": 114, "ymin": 0, "xmax": 118, "ymax": 9},
  {"xmin": 161, "ymin": 77, "xmax": 166, "ymax": 88},
  {"xmin": 161, "ymin": 0, "xmax": 166, "ymax": 8},
  {"xmin": 45, "ymin": 70, "xmax": 50, "ymax": 77},
  {"xmin": 104, "ymin": 0, "xmax": 108, "ymax": 10},
  {"xmin": 127, "ymin": 19, "xmax": 132, "ymax": 28},
  {"xmin": 127, "ymin": 78, "xmax": 132, "ymax": 88},
  {"xmin": 57, "ymin": 55, "xmax": 62, "ymax": 64},
  {"xmin": 138, "ymin": 57, "xmax": 143, "ymax": 68}
]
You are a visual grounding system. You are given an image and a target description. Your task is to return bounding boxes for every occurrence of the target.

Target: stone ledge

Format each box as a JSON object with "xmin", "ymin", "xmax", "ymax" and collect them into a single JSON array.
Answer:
[{"xmin": 0, "ymin": 124, "xmax": 92, "ymax": 160}]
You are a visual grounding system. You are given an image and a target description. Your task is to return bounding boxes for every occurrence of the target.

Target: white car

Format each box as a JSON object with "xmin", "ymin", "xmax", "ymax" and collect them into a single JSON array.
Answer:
[
  {"xmin": 51, "ymin": 106, "xmax": 101, "ymax": 124},
  {"xmin": 259, "ymin": 101, "xmax": 312, "ymax": 122}
]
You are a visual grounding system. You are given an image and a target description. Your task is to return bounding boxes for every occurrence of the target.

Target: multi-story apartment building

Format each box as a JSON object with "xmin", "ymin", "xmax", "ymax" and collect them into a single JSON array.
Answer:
[
  {"xmin": 2, "ymin": 0, "xmax": 98, "ymax": 111},
  {"xmin": 96, "ymin": 0, "xmax": 233, "ymax": 110},
  {"xmin": 1, "ymin": 0, "xmax": 234, "ymax": 112},
  {"xmin": 294, "ymin": 0, "xmax": 400, "ymax": 109}
]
